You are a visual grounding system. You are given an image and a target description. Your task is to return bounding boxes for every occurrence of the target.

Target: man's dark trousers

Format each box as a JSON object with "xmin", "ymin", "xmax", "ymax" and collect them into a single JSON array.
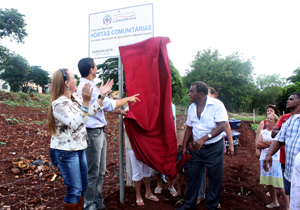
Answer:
[{"xmin": 182, "ymin": 139, "xmax": 224, "ymax": 210}]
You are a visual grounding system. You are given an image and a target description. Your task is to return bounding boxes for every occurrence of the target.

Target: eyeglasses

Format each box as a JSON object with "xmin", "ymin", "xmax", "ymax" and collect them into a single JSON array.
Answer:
[{"xmin": 60, "ymin": 69, "xmax": 67, "ymax": 81}]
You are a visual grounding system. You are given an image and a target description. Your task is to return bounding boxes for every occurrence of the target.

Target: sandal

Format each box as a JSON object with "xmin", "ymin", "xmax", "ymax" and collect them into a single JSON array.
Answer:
[
  {"xmin": 266, "ymin": 202, "xmax": 280, "ymax": 208},
  {"xmin": 168, "ymin": 188, "xmax": 176, "ymax": 195},
  {"xmin": 136, "ymin": 199, "xmax": 145, "ymax": 206},
  {"xmin": 172, "ymin": 191, "xmax": 181, "ymax": 197},
  {"xmin": 197, "ymin": 198, "xmax": 204, "ymax": 205},
  {"xmin": 145, "ymin": 195, "xmax": 159, "ymax": 202},
  {"xmin": 154, "ymin": 187, "xmax": 162, "ymax": 194}
]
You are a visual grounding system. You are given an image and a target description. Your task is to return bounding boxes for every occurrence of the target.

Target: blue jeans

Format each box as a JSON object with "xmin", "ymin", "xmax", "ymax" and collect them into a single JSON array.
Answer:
[
  {"xmin": 50, "ymin": 148, "xmax": 88, "ymax": 204},
  {"xmin": 84, "ymin": 128, "xmax": 107, "ymax": 210}
]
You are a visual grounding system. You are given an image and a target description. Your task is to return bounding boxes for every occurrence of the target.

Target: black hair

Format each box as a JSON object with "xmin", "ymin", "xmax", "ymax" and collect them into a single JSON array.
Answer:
[
  {"xmin": 291, "ymin": 93, "xmax": 300, "ymax": 100},
  {"xmin": 191, "ymin": 81, "xmax": 208, "ymax": 95},
  {"xmin": 78, "ymin": 57, "xmax": 94, "ymax": 77}
]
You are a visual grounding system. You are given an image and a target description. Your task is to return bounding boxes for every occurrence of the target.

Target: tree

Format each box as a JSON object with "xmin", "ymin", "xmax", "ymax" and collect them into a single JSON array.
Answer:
[
  {"xmin": 0, "ymin": 8, "xmax": 28, "ymax": 67},
  {"xmin": 0, "ymin": 54, "xmax": 30, "ymax": 92},
  {"xmin": 0, "ymin": 8, "xmax": 28, "ymax": 43},
  {"xmin": 75, "ymin": 74, "xmax": 80, "ymax": 86},
  {"xmin": 287, "ymin": 68, "xmax": 300, "ymax": 84},
  {"xmin": 0, "ymin": 46, "xmax": 10, "ymax": 64},
  {"xmin": 0, "ymin": 8, "xmax": 28, "ymax": 84},
  {"xmin": 21, "ymin": 66, "xmax": 50, "ymax": 92},
  {"xmin": 170, "ymin": 60, "xmax": 184, "ymax": 104},
  {"xmin": 97, "ymin": 58, "xmax": 119, "ymax": 91},
  {"xmin": 183, "ymin": 49, "xmax": 256, "ymax": 112},
  {"xmin": 255, "ymin": 73, "xmax": 286, "ymax": 105}
]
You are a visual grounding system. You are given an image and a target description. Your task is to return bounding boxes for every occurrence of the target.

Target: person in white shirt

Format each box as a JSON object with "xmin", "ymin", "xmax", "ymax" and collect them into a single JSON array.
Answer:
[
  {"xmin": 176, "ymin": 81, "xmax": 228, "ymax": 210},
  {"xmin": 197, "ymin": 87, "xmax": 234, "ymax": 207},
  {"xmin": 77, "ymin": 57, "xmax": 140, "ymax": 210},
  {"xmin": 48, "ymin": 68, "xmax": 113, "ymax": 210}
]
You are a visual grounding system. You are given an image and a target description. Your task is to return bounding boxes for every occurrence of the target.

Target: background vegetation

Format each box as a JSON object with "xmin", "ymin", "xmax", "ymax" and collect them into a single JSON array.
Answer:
[
  {"xmin": 0, "ymin": 9, "xmax": 50, "ymax": 93},
  {"xmin": 97, "ymin": 49, "xmax": 300, "ymax": 115},
  {"xmin": 1, "ymin": 8, "xmax": 299, "ymax": 116}
]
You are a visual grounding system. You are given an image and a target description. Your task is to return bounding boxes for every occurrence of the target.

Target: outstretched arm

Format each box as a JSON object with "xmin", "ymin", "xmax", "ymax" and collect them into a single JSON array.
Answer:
[
  {"xmin": 115, "ymin": 94, "xmax": 140, "ymax": 108},
  {"xmin": 107, "ymin": 108, "xmax": 127, "ymax": 116}
]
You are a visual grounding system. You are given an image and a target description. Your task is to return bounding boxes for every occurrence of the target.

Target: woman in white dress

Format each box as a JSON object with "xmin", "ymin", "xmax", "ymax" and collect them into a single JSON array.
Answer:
[{"xmin": 257, "ymin": 113, "xmax": 289, "ymax": 209}]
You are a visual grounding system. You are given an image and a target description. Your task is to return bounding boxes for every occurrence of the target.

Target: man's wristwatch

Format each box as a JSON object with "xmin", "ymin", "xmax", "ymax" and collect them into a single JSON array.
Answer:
[
  {"xmin": 98, "ymin": 94, "xmax": 105, "ymax": 100},
  {"xmin": 208, "ymin": 133, "xmax": 212, "ymax": 139}
]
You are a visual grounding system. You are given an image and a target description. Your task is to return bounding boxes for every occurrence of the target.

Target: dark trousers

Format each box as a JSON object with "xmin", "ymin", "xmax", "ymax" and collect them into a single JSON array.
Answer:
[
  {"xmin": 183, "ymin": 139, "xmax": 224, "ymax": 210},
  {"xmin": 281, "ymin": 163, "xmax": 291, "ymax": 196}
]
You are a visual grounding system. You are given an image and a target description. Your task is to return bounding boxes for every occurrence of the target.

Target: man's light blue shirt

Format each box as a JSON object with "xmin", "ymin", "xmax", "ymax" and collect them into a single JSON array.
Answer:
[
  {"xmin": 77, "ymin": 78, "xmax": 116, "ymax": 128},
  {"xmin": 275, "ymin": 114, "xmax": 300, "ymax": 182}
]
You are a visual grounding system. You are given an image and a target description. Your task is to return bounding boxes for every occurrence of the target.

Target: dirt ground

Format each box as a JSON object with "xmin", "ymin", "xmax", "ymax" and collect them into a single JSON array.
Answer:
[
  {"xmin": 0, "ymin": 99, "xmax": 289, "ymax": 210},
  {"xmin": 103, "ymin": 119, "xmax": 288, "ymax": 210}
]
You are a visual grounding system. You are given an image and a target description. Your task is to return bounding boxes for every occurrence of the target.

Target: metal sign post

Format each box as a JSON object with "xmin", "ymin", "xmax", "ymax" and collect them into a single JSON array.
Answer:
[{"xmin": 118, "ymin": 57, "xmax": 124, "ymax": 203}]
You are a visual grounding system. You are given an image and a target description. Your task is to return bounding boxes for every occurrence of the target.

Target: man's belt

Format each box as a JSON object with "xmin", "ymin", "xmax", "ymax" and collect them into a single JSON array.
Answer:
[
  {"xmin": 200, "ymin": 138, "xmax": 223, "ymax": 149},
  {"xmin": 86, "ymin": 127, "xmax": 105, "ymax": 130}
]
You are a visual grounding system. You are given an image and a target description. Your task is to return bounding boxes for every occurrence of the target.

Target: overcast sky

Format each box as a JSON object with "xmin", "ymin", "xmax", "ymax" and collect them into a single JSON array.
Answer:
[{"xmin": 1, "ymin": 0, "xmax": 300, "ymax": 82}]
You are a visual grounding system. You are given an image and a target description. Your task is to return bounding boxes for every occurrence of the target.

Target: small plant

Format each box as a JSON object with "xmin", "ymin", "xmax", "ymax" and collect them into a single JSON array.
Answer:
[
  {"xmin": 175, "ymin": 198, "xmax": 185, "ymax": 206},
  {"xmin": 33, "ymin": 119, "xmax": 48, "ymax": 125},
  {"xmin": 6, "ymin": 117, "xmax": 24, "ymax": 125},
  {"xmin": 237, "ymin": 186, "xmax": 244, "ymax": 195},
  {"xmin": 251, "ymin": 123, "xmax": 259, "ymax": 131}
]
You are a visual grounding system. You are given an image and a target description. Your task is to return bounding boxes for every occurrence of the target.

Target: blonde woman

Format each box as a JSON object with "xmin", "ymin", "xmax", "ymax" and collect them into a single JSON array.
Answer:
[
  {"xmin": 255, "ymin": 105, "xmax": 280, "ymax": 158},
  {"xmin": 47, "ymin": 68, "xmax": 112, "ymax": 210},
  {"xmin": 257, "ymin": 113, "xmax": 289, "ymax": 209}
]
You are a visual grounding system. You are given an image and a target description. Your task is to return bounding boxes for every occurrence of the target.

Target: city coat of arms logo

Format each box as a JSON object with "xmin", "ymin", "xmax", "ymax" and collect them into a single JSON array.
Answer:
[{"xmin": 103, "ymin": 15, "xmax": 112, "ymax": 25}]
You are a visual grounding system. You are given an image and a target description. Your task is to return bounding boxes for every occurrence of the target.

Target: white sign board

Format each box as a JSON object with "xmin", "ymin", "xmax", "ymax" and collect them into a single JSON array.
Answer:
[{"xmin": 89, "ymin": 3, "xmax": 153, "ymax": 58}]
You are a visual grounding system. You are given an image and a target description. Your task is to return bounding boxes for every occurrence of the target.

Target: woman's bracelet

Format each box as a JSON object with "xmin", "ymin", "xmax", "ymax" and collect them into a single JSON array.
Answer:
[
  {"xmin": 80, "ymin": 106, "xmax": 89, "ymax": 113},
  {"xmin": 81, "ymin": 104, "xmax": 90, "ymax": 109}
]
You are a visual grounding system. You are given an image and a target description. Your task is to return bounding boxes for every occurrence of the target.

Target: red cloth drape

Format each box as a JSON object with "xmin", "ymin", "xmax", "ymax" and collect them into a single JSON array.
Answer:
[{"xmin": 119, "ymin": 37, "xmax": 189, "ymax": 179}]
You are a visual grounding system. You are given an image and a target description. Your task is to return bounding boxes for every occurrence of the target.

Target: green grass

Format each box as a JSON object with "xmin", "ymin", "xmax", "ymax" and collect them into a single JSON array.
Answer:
[
  {"xmin": 228, "ymin": 112, "xmax": 265, "ymax": 122},
  {"xmin": 230, "ymin": 115, "xmax": 265, "ymax": 122}
]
